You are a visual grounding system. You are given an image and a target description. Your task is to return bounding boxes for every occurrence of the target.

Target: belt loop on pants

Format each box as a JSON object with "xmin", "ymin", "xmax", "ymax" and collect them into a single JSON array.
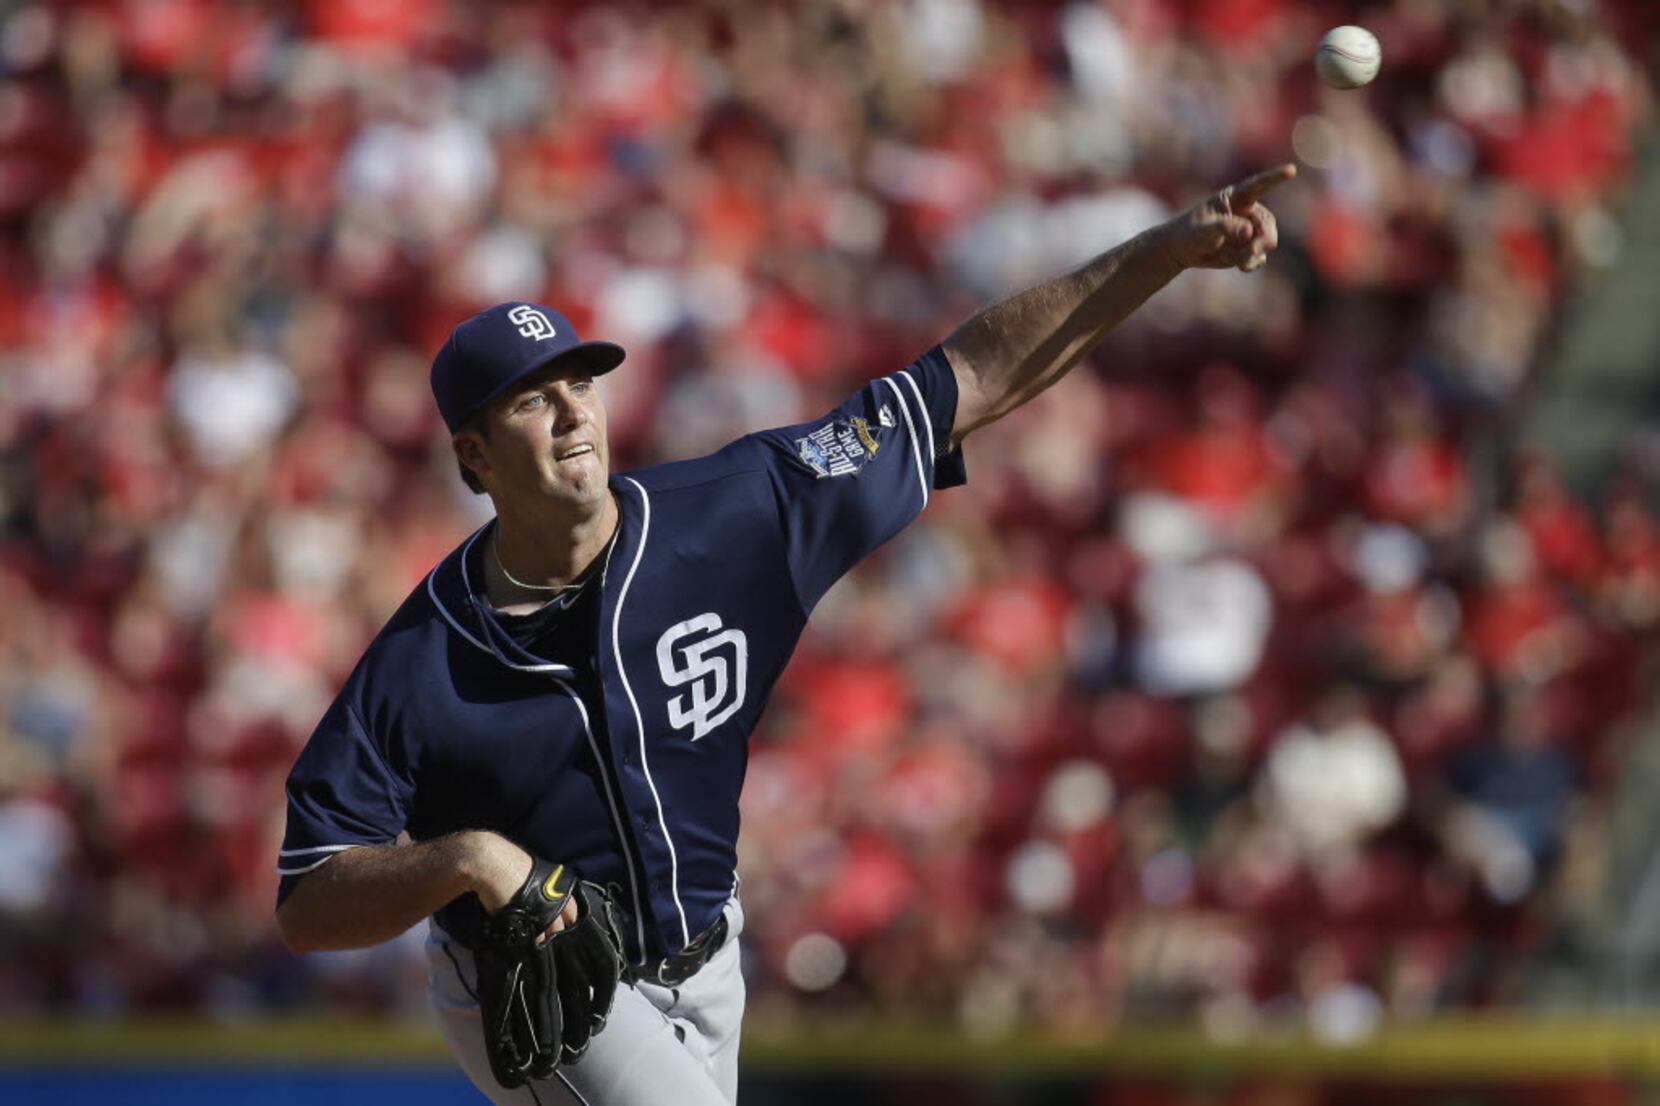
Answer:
[{"xmin": 626, "ymin": 913, "xmax": 730, "ymax": 987}]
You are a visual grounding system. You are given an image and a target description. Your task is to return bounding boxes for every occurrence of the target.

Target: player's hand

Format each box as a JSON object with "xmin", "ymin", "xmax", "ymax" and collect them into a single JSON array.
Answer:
[
  {"xmin": 537, "ymin": 897, "xmax": 580, "ymax": 943},
  {"xmin": 466, "ymin": 832, "xmax": 578, "ymax": 937},
  {"xmin": 1159, "ymin": 163, "xmax": 1296, "ymax": 273}
]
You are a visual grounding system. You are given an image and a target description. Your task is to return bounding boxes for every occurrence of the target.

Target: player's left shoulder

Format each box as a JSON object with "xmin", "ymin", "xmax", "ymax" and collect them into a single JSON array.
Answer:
[
  {"xmin": 616, "ymin": 434, "xmax": 774, "ymax": 497},
  {"xmin": 614, "ymin": 439, "xmax": 780, "ymax": 549},
  {"xmin": 612, "ymin": 445, "xmax": 791, "ymax": 591}
]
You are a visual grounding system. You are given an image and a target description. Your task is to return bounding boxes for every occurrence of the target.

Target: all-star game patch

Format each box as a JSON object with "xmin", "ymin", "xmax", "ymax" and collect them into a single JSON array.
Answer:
[{"xmin": 795, "ymin": 415, "xmax": 884, "ymax": 478}]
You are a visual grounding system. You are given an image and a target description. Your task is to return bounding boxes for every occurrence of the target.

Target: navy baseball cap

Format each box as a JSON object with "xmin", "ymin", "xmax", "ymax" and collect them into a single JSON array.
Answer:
[{"xmin": 430, "ymin": 302, "xmax": 627, "ymax": 433}]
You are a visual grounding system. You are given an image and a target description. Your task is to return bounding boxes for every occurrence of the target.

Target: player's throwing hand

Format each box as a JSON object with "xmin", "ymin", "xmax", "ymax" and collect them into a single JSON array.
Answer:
[{"xmin": 1161, "ymin": 163, "xmax": 1296, "ymax": 273}]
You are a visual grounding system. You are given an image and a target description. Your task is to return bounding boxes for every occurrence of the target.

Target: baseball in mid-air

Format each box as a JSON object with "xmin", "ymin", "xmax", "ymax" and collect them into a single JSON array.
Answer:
[{"xmin": 1315, "ymin": 25, "xmax": 1382, "ymax": 89}]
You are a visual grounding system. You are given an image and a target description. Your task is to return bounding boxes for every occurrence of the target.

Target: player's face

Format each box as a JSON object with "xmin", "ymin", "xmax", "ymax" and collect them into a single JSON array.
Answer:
[{"xmin": 464, "ymin": 366, "xmax": 610, "ymax": 508}]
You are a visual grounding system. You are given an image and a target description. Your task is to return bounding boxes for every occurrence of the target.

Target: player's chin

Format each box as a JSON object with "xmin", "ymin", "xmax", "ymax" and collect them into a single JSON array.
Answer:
[{"xmin": 542, "ymin": 458, "xmax": 607, "ymax": 498}]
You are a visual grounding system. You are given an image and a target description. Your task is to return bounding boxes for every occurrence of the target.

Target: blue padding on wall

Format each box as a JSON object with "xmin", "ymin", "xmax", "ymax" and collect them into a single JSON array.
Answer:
[{"xmin": 0, "ymin": 1068, "xmax": 486, "ymax": 1105}]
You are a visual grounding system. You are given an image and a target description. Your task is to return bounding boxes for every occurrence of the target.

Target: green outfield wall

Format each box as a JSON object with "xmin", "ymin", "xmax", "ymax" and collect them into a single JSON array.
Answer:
[{"xmin": 7, "ymin": 1016, "xmax": 1660, "ymax": 1077}]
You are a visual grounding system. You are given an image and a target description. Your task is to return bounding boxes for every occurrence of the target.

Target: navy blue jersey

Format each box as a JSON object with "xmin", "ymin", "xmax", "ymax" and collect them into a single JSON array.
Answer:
[{"xmin": 278, "ymin": 347, "xmax": 965, "ymax": 963}]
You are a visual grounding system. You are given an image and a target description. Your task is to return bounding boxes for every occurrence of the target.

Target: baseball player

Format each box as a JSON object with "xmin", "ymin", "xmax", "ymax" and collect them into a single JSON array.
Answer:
[{"xmin": 275, "ymin": 165, "xmax": 1295, "ymax": 1105}]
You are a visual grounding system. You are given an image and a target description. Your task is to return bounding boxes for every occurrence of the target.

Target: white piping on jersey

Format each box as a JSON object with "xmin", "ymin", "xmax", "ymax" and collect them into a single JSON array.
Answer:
[
  {"xmin": 426, "ymin": 565, "xmax": 569, "ymax": 675},
  {"xmin": 459, "ymin": 527, "xmax": 575, "ymax": 674},
  {"xmin": 554, "ymin": 679, "xmax": 648, "ymax": 960},
  {"xmin": 616, "ymin": 476, "xmax": 692, "ymax": 948},
  {"xmin": 425, "ymin": 528, "xmax": 564, "ymax": 672},
  {"xmin": 276, "ymin": 843, "xmax": 367, "ymax": 876},
  {"xmin": 880, "ymin": 376, "xmax": 929, "ymax": 510},
  {"xmin": 422, "ymin": 522, "xmax": 649, "ymax": 961},
  {"xmin": 897, "ymin": 368, "xmax": 937, "ymax": 477}
]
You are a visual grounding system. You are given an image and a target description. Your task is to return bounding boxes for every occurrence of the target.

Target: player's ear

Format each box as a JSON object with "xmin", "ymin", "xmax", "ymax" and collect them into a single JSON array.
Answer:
[{"xmin": 454, "ymin": 430, "xmax": 491, "ymax": 487}]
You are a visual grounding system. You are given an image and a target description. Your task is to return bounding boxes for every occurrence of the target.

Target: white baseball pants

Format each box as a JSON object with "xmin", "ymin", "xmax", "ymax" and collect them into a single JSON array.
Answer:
[{"xmin": 425, "ymin": 897, "xmax": 746, "ymax": 1106}]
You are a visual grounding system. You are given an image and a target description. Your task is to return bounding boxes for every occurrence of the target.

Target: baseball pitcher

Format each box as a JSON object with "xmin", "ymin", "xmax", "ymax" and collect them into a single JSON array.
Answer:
[{"xmin": 274, "ymin": 165, "xmax": 1294, "ymax": 1104}]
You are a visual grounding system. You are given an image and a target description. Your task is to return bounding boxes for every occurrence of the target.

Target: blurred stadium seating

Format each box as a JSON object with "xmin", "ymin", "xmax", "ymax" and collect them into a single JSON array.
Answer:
[{"xmin": 4, "ymin": 0, "xmax": 1660, "ymax": 1094}]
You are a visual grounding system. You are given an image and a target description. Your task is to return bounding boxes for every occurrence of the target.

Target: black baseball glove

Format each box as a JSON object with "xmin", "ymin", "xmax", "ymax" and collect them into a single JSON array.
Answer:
[{"xmin": 475, "ymin": 857, "xmax": 627, "ymax": 1089}]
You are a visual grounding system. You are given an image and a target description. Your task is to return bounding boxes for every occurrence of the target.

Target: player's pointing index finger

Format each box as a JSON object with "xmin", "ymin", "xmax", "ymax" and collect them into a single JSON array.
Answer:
[{"xmin": 1233, "ymin": 163, "xmax": 1298, "ymax": 206}]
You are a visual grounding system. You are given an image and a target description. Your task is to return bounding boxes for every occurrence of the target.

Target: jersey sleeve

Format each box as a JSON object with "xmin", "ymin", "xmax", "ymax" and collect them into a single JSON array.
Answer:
[
  {"xmin": 275, "ymin": 691, "xmax": 411, "ymax": 904},
  {"xmin": 753, "ymin": 345, "xmax": 966, "ymax": 611}
]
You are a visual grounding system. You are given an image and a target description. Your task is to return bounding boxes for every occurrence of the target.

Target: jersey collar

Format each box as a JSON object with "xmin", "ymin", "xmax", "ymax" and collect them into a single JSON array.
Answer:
[
  {"xmin": 424, "ymin": 481, "xmax": 647, "ymax": 676},
  {"xmin": 425, "ymin": 523, "xmax": 575, "ymax": 674}
]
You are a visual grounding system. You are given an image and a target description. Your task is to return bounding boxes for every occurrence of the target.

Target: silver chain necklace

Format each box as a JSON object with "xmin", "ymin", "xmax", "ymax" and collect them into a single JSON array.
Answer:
[{"xmin": 492, "ymin": 531, "xmax": 589, "ymax": 594}]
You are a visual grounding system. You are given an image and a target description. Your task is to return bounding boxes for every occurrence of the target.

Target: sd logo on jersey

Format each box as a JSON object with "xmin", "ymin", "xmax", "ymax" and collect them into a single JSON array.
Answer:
[
  {"xmin": 656, "ymin": 613, "xmax": 748, "ymax": 741},
  {"xmin": 794, "ymin": 415, "xmax": 884, "ymax": 479}
]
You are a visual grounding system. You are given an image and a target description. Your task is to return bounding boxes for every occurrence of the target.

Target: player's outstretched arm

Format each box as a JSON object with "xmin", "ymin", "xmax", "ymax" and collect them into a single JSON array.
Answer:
[
  {"xmin": 276, "ymin": 830, "xmax": 575, "ymax": 953},
  {"xmin": 942, "ymin": 164, "xmax": 1295, "ymax": 442}
]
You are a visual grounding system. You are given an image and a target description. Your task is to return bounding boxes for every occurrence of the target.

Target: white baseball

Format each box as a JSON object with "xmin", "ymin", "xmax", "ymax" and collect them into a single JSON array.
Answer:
[{"xmin": 1315, "ymin": 25, "xmax": 1381, "ymax": 90}]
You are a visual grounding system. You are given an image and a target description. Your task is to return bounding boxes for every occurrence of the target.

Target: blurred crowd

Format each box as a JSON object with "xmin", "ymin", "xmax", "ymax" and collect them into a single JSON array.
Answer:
[{"xmin": 1, "ymin": 0, "xmax": 1658, "ymax": 1042}]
